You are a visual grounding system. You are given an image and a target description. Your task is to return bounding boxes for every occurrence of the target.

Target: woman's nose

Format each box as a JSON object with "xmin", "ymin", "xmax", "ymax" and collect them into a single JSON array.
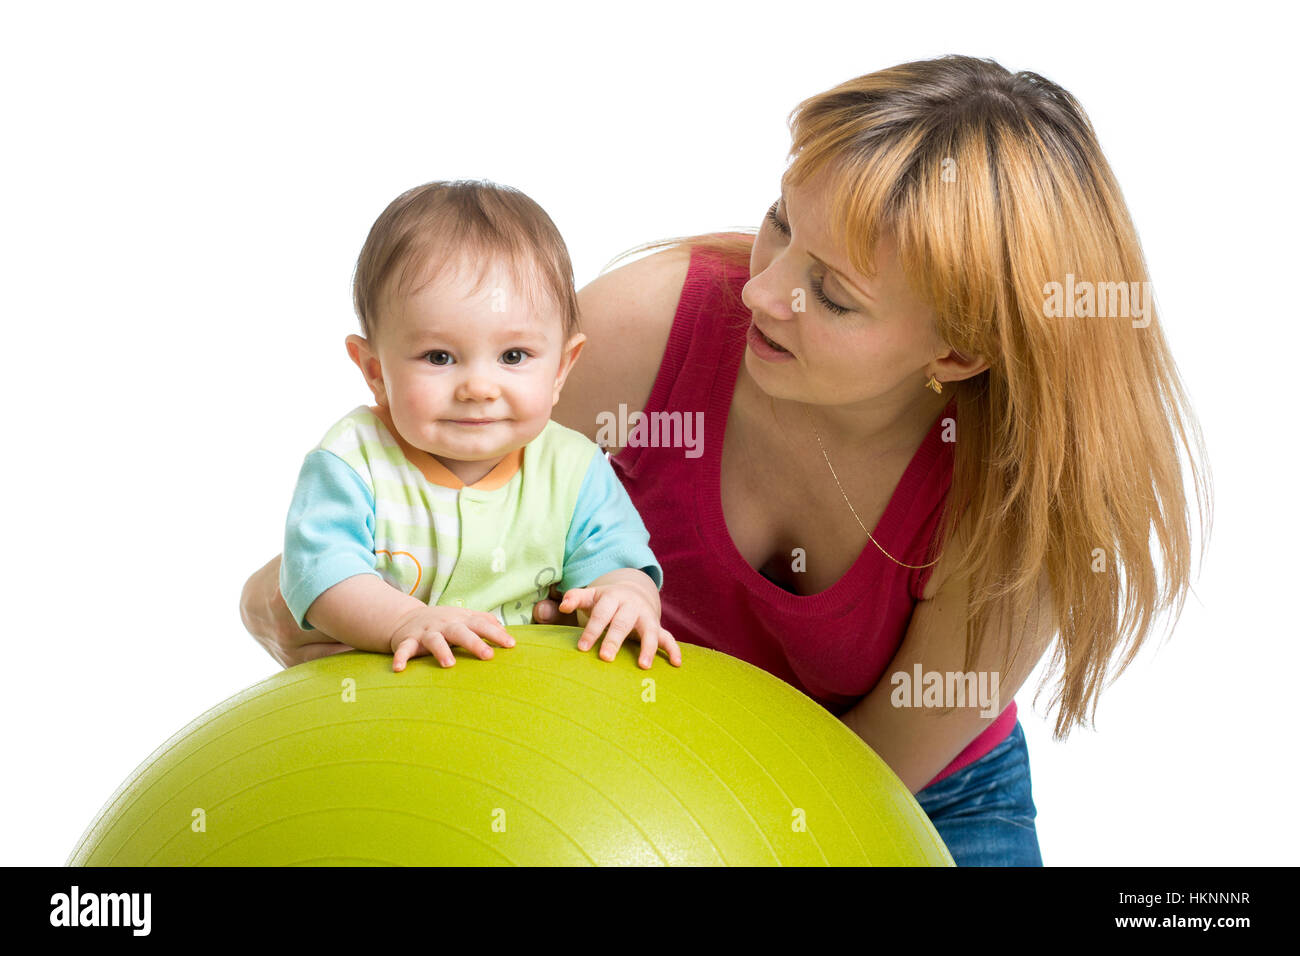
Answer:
[{"xmin": 742, "ymin": 263, "xmax": 798, "ymax": 321}]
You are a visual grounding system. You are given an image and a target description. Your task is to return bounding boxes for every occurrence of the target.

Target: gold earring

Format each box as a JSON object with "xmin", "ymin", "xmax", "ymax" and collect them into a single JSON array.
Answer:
[{"xmin": 924, "ymin": 375, "xmax": 943, "ymax": 394}]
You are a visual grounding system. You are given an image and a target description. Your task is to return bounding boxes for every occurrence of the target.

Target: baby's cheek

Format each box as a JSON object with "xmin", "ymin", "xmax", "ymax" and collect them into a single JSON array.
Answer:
[
  {"xmin": 522, "ymin": 395, "xmax": 553, "ymax": 421},
  {"xmin": 522, "ymin": 385, "xmax": 557, "ymax": 416}
]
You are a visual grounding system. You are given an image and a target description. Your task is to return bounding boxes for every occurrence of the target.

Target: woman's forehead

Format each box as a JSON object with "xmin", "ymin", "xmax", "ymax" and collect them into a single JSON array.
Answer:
[{"xmin": 784, "ymin": 173, "xmax": 900, "ymax": 296}]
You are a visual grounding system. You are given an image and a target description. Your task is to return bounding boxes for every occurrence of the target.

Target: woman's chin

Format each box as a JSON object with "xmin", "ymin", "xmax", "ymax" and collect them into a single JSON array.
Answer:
[{"xmin": 743, "ymin": 350, "xmax": 804, "ymax": 399}]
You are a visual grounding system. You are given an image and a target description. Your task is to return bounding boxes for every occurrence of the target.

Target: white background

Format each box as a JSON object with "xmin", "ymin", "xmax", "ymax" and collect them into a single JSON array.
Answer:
[{"xmin": 2, "ymin": 0, "xmax": 1296, "ymax": 867}]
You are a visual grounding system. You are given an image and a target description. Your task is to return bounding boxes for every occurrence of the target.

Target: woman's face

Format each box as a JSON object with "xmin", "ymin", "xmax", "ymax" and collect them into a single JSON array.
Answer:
[{"xmin": 742, "ymin": 171, "xmax": 949, "ymax": 409}]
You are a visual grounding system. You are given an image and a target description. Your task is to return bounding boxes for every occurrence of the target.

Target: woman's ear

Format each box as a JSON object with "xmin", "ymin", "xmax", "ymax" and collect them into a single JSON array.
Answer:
[
  {"xmin": 346, "ymin": 334, "xmax": 388, "ymax": 406},
  {"xmin": 929, "ymin": 346, "xmax": 989, "ymax": 386}
]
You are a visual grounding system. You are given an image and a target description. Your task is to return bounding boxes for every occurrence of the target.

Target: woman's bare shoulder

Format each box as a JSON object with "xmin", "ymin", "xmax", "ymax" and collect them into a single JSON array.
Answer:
[{"xmin": 553, "ymin": 246, "xmax": 694, "ymax": 442}]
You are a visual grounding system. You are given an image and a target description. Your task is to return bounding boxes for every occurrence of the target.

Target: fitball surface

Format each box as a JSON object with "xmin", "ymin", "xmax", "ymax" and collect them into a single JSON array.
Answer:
[{"xmin": 68, "ymin": 625, "xmax": 953, "ymax": 866}]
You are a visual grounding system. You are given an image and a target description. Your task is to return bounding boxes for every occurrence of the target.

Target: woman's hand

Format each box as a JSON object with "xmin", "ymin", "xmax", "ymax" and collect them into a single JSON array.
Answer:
[{"xmin": 240, "ymin": 553, "xmax": 352, "ymax": 668}]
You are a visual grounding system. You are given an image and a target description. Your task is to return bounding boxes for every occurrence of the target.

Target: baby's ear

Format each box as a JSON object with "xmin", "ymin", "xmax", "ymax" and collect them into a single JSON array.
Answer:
[
  {"xmin": 346, "ymin": 334, "xmax": 387, "ymax": 404},
  {"xmin": 552, "ymin": 332, "xmax": 588, "ymax": 399}
]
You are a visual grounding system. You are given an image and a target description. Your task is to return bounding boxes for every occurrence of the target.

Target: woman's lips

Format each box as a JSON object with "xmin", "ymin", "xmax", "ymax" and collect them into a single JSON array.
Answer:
[{"xmin": 746, "ymin": 320, "xmax": 796, "ymax": 361}]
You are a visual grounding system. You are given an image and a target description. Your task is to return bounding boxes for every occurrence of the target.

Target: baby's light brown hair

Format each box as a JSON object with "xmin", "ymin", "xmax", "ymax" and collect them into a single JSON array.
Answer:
[{"xmin": 353, "ymin": 180, "xmax": 581, "ymax": 343}]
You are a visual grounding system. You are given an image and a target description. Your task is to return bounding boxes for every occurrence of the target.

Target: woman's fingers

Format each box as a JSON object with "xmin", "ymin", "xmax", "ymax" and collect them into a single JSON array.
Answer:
[
  {"xmin": 297, "ymin": 641, "xmax": 357, "ymax": 664},
  {"xmin": 244, "ymin": 552, "xmax": 351, "ymax": 668}
]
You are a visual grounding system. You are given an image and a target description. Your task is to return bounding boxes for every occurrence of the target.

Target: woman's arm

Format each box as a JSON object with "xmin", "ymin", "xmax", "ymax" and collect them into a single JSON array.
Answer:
[
  {"xmin": 839, "ymin": 542, "xmax": 1058, "ymax": 794},
  {"xmin": 240, "ymin": 553, "xmax": 354, "ymax": 667}
]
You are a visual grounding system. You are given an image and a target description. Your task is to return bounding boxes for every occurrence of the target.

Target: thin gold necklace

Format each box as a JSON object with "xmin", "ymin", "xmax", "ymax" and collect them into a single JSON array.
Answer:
[{"xmin": 807, "ymin": 410, "xmax": 940, "ymax": 570}]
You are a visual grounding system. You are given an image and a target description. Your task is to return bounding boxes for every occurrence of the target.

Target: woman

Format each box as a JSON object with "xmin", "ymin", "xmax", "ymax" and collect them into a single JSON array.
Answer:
[{"xmin": 240, "ymin": 55, "xmax": 1210, "ymax": 866}]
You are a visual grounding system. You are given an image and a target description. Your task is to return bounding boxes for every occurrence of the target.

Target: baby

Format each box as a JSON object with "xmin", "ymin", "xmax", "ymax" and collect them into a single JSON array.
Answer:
[{"xmin": 279, "ymin": 180, "xmax": 680, "ymax": 672}]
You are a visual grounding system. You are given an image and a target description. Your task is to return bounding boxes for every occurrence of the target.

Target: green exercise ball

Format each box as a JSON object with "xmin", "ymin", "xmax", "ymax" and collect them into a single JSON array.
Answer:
[{"xmin": 68, "ymin": 625, "xmax": 953, "ymax": 866}]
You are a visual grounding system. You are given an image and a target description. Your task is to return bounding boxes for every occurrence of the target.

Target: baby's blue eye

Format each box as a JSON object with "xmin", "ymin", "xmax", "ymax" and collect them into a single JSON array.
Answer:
[
  {"xmin": 424, "ymin": 351, "xmax": 453, "ymax": 366},
  {"xmin": 501, "ymin": 349, "xmax": 526, "ymax": 365}
]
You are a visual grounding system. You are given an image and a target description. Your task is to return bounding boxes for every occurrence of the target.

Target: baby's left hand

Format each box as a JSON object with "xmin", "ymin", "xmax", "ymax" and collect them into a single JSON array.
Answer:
[{"xmin": 559, "ymin": 580, "xmax": 681, "ymax": 669}]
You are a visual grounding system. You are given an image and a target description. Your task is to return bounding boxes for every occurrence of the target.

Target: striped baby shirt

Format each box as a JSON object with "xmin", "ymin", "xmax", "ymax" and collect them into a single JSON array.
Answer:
[{"xmin": 280, "ymin": 404, "xmax": 662, "ymax": 631}]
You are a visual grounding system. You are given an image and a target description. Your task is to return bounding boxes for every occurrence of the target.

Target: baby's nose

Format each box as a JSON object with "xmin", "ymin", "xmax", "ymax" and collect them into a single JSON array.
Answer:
[{"xmin": 457, "ymin": 376, "xmax": 500, "ymax": 401}]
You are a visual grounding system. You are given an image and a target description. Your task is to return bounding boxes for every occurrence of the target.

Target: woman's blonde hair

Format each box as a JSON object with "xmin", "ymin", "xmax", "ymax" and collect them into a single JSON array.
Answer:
[{"xmin": 609, "ymin": 55, "xmax": 1212, "ymax": 739}]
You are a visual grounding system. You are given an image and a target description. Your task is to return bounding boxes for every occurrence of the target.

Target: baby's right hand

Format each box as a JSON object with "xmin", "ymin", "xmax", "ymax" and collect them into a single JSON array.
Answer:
[{"xmin": 389, "ymin": 605, "xmax": 515, "ymax": 671}]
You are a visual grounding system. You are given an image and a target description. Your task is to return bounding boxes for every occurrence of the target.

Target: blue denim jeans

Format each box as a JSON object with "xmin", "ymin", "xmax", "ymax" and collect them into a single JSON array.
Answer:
[{"xmin": 913, "ymin": 720, "xmax": 1043, "ymax": 866}]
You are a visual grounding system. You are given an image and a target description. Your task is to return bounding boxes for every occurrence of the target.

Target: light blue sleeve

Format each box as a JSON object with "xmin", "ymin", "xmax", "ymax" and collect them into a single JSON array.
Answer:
[
  {"xmin": 279, "ymin": 448, "xmax": 382, "ymax": 631},
  {"xmin": 561, "ymin": 450, "xmax": 664, "ymax": 591}
]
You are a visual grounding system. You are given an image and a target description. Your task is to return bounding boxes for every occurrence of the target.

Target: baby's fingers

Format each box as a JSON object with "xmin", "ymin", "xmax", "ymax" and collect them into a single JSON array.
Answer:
[
  {"xmin": 635, "ymin": 618, "xmax": 661, "ymax": 669},
  {"xmin": 393, "ymin": 630, "xmax": 454, "ymax": 671},
  {"xmin": 637, "ymin": 625, "xmax": 682, "ymax": 669},
  {"xmin": 659, "ymin": 629, "xmax": 682, "ymax": 667},
  {"xmin": 596, "ymin": 600, "xmax": 641, "ymax": 663},
  {"xmin": 471, "ymin": 612, "xmax": 515, "ymax": 648},
  {"xmin": 574, "ymin": 593, "xmax": 619, "ymax": 653},
  {"xmin": 558, "ymin": 588, "xmax": 595, "ymax": 616},
  {"xmin": 445, "ymin": 621, "xmax": 498, "ymax": 661},
  {"xmin": 421, "ymin": 630, "xmax": 456, "ymax": 668},
  {"xmin": 392, "ymin": 636, "xmax": 421, "ymax": 672}
]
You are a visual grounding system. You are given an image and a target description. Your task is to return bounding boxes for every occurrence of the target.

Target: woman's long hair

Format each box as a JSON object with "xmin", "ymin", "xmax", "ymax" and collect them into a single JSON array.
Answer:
[{"xmin": 608, "ymin": 55, "xmax": 1212, "ymax": 739}]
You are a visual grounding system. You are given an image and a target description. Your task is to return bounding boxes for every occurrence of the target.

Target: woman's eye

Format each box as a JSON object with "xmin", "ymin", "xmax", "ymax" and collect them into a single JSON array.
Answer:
[
  {"xmin": 501, "ymin": 349, "xmax": 527, "ymax": 365},
  {"xmin": 765, "ymin": 198, "xmax": 851, "ymax": 315},
  {"xmin": 423, "ymin": 351, "xmax": 453, "ymax": 366},
  {"xmin": 765, "ymin": 200, "xmax": 790, "ymax": 237},
  {"xmin": 811, "ymin": 275, "xmax": 850, "ymax": 316}
]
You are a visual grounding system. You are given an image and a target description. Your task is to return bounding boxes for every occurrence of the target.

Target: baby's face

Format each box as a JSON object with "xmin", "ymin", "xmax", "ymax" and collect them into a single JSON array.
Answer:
[{"xmin": 362, "ymin": 256, "xmax": 580, "ymax": 465}]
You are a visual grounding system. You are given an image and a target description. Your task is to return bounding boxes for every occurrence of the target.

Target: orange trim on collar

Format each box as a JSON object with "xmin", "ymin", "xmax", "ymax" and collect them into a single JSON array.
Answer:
[{"xmin": 369, "ymin": 405, "xmax": 523, "ymax": 490}]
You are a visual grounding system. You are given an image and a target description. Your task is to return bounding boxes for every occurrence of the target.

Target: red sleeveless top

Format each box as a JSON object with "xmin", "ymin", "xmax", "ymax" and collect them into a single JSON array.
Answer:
[{"xmin": 610, "ymin": 247, "xmax": 1017, "ymax": 788}]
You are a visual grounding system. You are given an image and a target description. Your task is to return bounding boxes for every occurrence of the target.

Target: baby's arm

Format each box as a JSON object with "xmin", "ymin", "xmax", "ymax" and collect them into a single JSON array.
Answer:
[
  {"xmin": 305, "ymin": 573, "xmax": 426, "ymax": 653},
  {"xmin": 559, "ymin": 450, "xmax": 678, "ymax": 668},
  {"xmin": 281, "ymin": 448, "xmax": 511, "ymax": 669},
  {"xmin": 280, "ymin": 448, "xmax": 383, "ymax": 637},
  {"xmin": 560, "ymin": 451, "xmax": 663, "ymax": 593}
]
